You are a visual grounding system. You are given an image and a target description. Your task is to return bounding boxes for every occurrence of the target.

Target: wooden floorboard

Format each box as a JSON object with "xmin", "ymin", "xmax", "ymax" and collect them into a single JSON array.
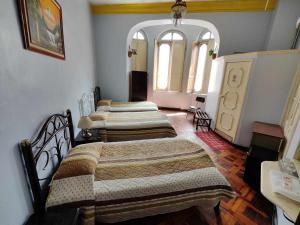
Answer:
[{"xmin": 98, "ymin": 110, "xmax": 273, "ymax": 225}]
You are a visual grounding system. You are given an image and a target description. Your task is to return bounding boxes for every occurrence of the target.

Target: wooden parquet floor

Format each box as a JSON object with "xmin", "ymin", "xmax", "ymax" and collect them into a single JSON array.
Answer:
[{"xmin": 98, "ymin": 110, "xmax": 273, "ymax": 225}]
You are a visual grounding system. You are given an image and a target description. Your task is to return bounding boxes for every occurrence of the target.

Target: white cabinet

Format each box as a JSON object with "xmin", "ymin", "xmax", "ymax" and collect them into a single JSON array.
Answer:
[{"xmin": 206, "ymin": 50, "xmax": 300, "ymax": 147}]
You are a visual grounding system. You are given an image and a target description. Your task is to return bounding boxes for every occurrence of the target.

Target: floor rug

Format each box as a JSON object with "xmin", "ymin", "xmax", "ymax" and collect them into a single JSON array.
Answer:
[{"xmin": 195, "ymin": 131, "xmax": 236, "ymax": 151}]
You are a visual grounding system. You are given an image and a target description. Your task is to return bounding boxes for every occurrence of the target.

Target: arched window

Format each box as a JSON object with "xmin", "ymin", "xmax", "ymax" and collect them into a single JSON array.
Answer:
[
  {"xmin": 133, "ymin": 31, "xmax": 145, "ymax": 40},
  {"xmin": 201, "ymin": 31, "xmax": 214, "ymax": 40},
  {"xmin": 194, "ymin": 44, "xmax": 208, "ymax": 92},
  {"xmin": 161, "ymin": 31, "xmax": 184, "ymax": 41},
  {"xmin": 131, "ymin": 30, "xmax": 147, "ymax": 71},
  {"xmin": 154, "ymin": 31, "xmax": 186, "ymax": 91},
  {"xmin": 187, "ymin": 31, "xmax": 215, "ymax": 93}
]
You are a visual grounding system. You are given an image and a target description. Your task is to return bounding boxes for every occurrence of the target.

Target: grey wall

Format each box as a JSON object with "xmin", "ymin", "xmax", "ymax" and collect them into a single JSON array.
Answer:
[
  {"xmin": 0, "ymin": 1, "xmax": 96, "ymax": 224},
  {"xmin": 93, "ymin": 12, "xmax": 273, "ymax": 101},
  {"xmin": 265, "ymin": 0, "xmax": 300, "ymax": 50}
]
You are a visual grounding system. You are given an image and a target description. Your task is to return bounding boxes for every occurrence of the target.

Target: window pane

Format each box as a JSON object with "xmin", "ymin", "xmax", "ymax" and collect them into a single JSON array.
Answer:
[
  {"xmin": 137, "ymin": 32, "xmax": 145, "ymax": 40},
  {"xmin": 133, "ymin": 32, "xmax": 138, "ymax": 39},
  {"xmin": 202, "ymin": 32, "xmax": 211, "ymax": 40},
  {"xmin": 133, "ymin": 31, "xmax": 145, "ymax": 40},
  {"xmin": 161, "ymin": 33, "xmax": 172, "ymax": 41},
  {"xmin": 194, "ymin": 44, "xmax": 207, "ymax": 92},
  {"xmin": 157, "ymin": 44, "xmax": 170, "ymax": 89},
  {"xmin": 172, "ymin": 33, "xmax": 183, "ymax": 40}
]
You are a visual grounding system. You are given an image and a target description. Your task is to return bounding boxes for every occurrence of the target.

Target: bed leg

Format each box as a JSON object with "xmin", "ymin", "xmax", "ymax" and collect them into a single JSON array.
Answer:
[{"xmin": 214, "ymin": 201, "xmax": 221, "ymax": 215}]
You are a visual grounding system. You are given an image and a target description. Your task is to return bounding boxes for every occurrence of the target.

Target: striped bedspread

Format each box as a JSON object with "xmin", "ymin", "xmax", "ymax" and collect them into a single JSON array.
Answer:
[
  {"xmin": 97, "ymin": 101, "xmax": 158, "ymax": 112},
  {"xmin": 46, "ymin": 138, "xmax": 235, "ymax": 224},
  {"xmin": 92, "ymin": 138, "xmax": 235, "ymax": 223},
  {"xmin": 90, "ymin": 111, "xmax": 177, "ymax": 142}
]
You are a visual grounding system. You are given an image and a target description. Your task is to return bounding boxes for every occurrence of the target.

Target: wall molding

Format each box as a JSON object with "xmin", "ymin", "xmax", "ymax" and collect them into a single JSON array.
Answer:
[{"xmin": 91, "ymin": 0, "xmax": 277, "ymax": 14}]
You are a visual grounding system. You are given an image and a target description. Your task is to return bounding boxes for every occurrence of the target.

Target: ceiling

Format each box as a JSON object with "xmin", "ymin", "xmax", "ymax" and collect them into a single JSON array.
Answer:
[
  {"xmin": 89, "ymin": 0, "xmax": 221, "ymax": 5},
  {"xmin": 90, "ymin": 0, "xmax": 277, "ymax": 14}
]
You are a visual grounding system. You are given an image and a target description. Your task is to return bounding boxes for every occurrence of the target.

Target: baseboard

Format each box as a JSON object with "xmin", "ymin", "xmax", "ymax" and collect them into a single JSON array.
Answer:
[
  {"xmin": 212, "ymin": 129, "xmax": 249, "ymax": 152},
  {"xmin": 158, "ymin": 106, "xmax": 186, "ymax": 111}
]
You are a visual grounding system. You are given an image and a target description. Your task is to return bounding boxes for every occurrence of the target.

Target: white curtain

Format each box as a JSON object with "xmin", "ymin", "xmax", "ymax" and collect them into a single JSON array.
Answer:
[
  {"xmin": 187, "ymin": 39, "xmax": 215, "ymax": 94},
  {"xmin": 169, "ymin": 40, "xmax": 186, "ymax": 91},
  {"xmin": 153, "ymin": 40, "xmax": 186, "ymax": 91}
]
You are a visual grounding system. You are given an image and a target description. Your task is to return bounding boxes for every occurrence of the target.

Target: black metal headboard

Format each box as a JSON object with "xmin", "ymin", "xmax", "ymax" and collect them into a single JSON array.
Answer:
[
  {"xmin": 94, "ymin": 86, "xmax": 101, "ymax": 110},
  {"xmin": 19, "ymin": 109, "xmax": 75, "ymax": 214}
]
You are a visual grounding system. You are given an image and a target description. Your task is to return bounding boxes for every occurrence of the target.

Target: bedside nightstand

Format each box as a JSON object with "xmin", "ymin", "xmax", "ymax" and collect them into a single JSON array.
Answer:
[
  {"xmin": 75, "ymin": 129, "xmax": 102, "ymax": 146},
  {"xmin": 243, "ymin": 121, "xmax": 284, "ymax": 191}
]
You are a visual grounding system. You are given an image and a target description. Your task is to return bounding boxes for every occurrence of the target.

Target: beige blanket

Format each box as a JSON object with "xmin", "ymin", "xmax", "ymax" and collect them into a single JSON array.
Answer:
[
  {"xmin": 46, "ymin": 138, "xmax": 235, "ymax": 224},
  {"xmin": 97, "ymin": 101, "xmax": 158, "ymax": 112},
  {"xmin": 89, "ymin": 111, "xmax": 177, "ymax": 142}
]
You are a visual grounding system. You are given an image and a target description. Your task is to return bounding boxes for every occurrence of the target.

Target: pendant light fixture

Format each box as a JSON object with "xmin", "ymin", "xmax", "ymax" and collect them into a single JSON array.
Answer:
[{"xmin": 171, "ymin": 0, "xmax": 187, "ymax": 26}]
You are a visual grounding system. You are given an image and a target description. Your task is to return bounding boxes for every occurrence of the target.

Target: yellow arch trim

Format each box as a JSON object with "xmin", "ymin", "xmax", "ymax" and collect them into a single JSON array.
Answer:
[{"xmin": 91, "ymin": 0, "xmax": 277, "ymax": 14}]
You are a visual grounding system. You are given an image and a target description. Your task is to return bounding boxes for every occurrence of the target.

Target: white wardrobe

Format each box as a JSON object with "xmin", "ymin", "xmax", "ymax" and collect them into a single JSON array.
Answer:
[{"xmin": 205, "ymin": 50, "xmax": 300, "ymax": 147}]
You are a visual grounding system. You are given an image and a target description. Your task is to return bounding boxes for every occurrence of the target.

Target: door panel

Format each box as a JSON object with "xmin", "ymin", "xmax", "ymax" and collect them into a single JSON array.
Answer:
[
  {"xmin": 131, "ymin": 39, "xmax": 147, "ymax": 71},
  {"xmin": 215, "ymin": 61, "xmax": 252, "ymax": 141}
]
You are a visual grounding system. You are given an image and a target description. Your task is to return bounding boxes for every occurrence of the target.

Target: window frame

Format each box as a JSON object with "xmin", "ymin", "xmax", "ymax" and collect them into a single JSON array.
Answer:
[
  {"xmin": 154, "ymin": 30, "xmax": 186, "ymax": 92},
  {"xmin": 133, "ymin": 30, "xmax": 146, "ymax": 40},
  {"xmin": 159, "ymin": 30, "xmax": 185, "ymax": 42},
  {"xmin": 200, "ymin": 31, "xmax": 214, "ymax": 40},
  {"xmin": 187, "ymin": 40, "xmax": 210, "ymax": 93},
  {"xmin": 156, "ymin": 42, "xmax": 172, "ymax": 91},
  {"xmin": 193, "ymin": 42, "xmax": 208, "ymax": 92}
]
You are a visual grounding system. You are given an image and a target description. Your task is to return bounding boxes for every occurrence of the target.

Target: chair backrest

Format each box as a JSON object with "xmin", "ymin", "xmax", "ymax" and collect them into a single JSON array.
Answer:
[
  {"xmin": 196, "ymin": 96, "xmax": 205, "ymax": 103},
  {"xmin": 19, "ymin": 110, "xmax": 75, "ymax": 213}
]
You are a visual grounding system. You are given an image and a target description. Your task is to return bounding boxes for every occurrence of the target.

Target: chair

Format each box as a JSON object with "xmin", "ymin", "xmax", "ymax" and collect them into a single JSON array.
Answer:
[
  {"xmin": 195, "ymin": 109, "xmax": 212, "ymax": 131},
  {"xmin": 187, "ymin": 95, "xmax": 206, "ymax": 123},
  {"xmin": 187, "ymin": 95, "xmax": 212, "ymax": 131}
]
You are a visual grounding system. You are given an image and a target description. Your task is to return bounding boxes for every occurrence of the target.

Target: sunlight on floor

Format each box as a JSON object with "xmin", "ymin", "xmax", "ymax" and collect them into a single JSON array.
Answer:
[{"xmin": 165, "ymin": 112, "xmax": 187, "ymax": 117}]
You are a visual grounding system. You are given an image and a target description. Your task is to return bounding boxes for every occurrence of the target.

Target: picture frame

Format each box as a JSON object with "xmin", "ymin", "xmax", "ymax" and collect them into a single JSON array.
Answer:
[{"xmin": 19, "ymin": 0, "xmax": 65, "ymax": 60}]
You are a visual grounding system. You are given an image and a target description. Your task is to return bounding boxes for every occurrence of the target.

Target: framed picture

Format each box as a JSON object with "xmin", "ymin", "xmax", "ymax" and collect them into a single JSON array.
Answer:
[{"xmin": 19, "ymin": 0, "xmax": 65, "ymax": 59}]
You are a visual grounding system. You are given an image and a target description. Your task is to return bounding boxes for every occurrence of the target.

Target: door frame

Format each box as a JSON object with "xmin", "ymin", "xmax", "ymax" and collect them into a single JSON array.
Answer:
[{"xmin": 215, "ymin": 59, "xmax": 254, "ymax": 142}]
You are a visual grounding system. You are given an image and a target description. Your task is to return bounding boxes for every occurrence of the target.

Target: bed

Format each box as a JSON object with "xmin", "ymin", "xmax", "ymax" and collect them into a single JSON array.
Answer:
[
  {"xmin": 89, "ymin": 111, "xmax": 177, "ymax": 142},
  {"xmin": 47, "ymin": 138, "xmax": 235, "ymax": 224},
  {"xmin": 20, "ymin": 110, "xmax": 235, "ymax": 225},
  {"xmin": 94, "ymin": 86, "xmax": 158, "ymax": 112}
]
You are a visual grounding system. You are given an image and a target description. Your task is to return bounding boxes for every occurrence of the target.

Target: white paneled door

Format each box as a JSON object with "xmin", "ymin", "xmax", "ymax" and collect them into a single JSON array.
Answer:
[{"xmin": 215, "ymin": 61, "xmax": 252, "ymax": 141}]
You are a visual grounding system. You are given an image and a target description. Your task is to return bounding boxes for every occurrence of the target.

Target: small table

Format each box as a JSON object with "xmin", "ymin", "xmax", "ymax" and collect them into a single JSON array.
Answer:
[
  {"xmin": 243, "ymin": 122, "xmax": 284, "ymax": 190},
  {"xmin": 75, "ymin": 129, "xmax": 102, "ymax": 146},
  {"xmin": 261, "ymin": 160, "xmax": 300, "ymax": 224}
]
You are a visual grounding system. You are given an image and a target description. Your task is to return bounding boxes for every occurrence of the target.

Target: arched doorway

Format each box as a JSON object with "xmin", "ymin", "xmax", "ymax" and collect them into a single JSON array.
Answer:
[{"xmin": 125, "ymin": 19, "xmax": 220, "ymax": 107}]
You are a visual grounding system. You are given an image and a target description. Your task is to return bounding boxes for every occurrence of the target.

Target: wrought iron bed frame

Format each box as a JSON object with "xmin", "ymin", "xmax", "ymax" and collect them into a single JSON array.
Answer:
[{"xmin": 19, "ymin": 109, "xmax": 75, "ymax": 214}]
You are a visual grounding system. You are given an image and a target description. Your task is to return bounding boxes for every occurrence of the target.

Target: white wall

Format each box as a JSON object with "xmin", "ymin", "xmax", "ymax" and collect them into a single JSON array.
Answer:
[
  {"xmin": 142, "ymin": 25, "xmax": 204, "ymax": 109},
  {"xmin": 265, "ymin": 0, "xmax": 300, "ymax": 50},
  {"xmin": 0, "ymin": 1, "xmax": 96, "ymax": 224},
  {"xmin": 93, "ymin": 12, "xmax": 273, "ymax": 101}
]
